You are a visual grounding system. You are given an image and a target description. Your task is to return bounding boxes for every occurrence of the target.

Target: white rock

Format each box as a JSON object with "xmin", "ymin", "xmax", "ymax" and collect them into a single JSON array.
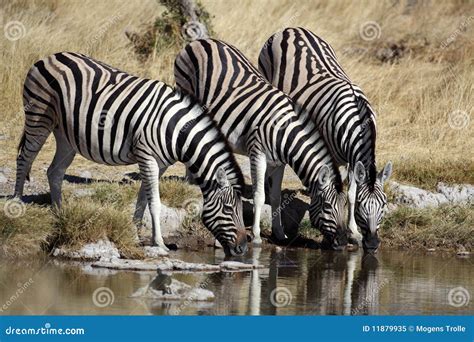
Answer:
[
  {"xmin": 389, "ymin": 181, "xmax": 474, "ymax": 209},
  {"xmin": 92, "ymin": 257, "xmax": 265, "ymax": 273},
  {"xmin": 71, "ymin": 188, "xmax": 96, "ymax": 198},
  {"xmin": 389, "ymin": 181, "xmax": 448, "ymax": 208},
  {"xmin": 0, "ymin": 172, "xmax": 8, "ymax": 183},
  {"xmin": 131, "ymin": 277, "xmax": 214, "ymax": 301},
  {"xmin": 144, "ymin": 246, "xmax": 169, "ymax": 257},
  {"xmin": 80, "ymin": 170, "xmax": 92, "ymax": 180},
  {"xmin": 437, "ymin": 182, "xmax": 474, "ymax": 204},
  {"xmin": 53, "ymin": 239, "xmax": 120, "ymax": 260},
  {"xmin": 132, "ymin": 203, "xmax": 187, "ymax": 238}
]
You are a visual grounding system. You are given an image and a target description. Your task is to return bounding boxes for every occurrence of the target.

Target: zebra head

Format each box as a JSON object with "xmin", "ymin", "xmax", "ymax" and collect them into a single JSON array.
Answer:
[
  {"xmin": 201, "ymin": 167, "xmax": 248, "ymax": 257},
  {"xmin": 353, "ymin": 161, "xmax": 392, "ymax": 253},
  {"xmin": 309, "ymin": 165, "xmax": 348, "ymax": 250}
]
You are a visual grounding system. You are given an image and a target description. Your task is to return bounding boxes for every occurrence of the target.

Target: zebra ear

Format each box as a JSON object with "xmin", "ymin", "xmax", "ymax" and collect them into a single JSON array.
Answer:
[
  {"xmin": 216, "ymin": 167, "xmax": 230, "ymax": 187},
  {"xmin": 378, "ymin": 161, "xmax": 392, "ymax": 184},
  {"xmin": 353, "ymin": 161, "xmax": 366, "ymax": 185},
  {"xmin": 317, "ymin": 164, "xmax": 331, "ymax": 188}
]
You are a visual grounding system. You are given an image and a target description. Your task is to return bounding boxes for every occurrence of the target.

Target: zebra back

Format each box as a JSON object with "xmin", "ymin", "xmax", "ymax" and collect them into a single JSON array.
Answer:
[{"xmin": 258, "ymin": 27, "xmax": 378, "ymax": 179}]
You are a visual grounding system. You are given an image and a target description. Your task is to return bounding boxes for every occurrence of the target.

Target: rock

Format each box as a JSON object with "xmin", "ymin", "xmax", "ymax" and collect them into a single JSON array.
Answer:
[
  {"xmin": 456, "ymin": 245, "xmax": 470, "ymax": 257},
  {"xmin": 0, "ymin": 172, "xmax": 8, "ymax": 184},
  {"xmin": 389, "ymin": 181, "xmax": 448, "ymax": 208},
  {"xmin": 53, "ymin": 239, "xmax": 120, "ymax": 260},
  {"xmin": 92, "ymin": 257, "xmax": 265, "ymax": 273},
  {"xmin": 242, "ymin": 198, "xmax": 271, "ymax": 226},
  {"xmin": 79, "ymin": 170, "xmax": 92, "ymax": 180},
  {"xmin": 156, "ymin": 258, "xmax": 220, "ymax": 272},
  {"xmin": 93, "ymin": 259, "xmax": 158, "ymax": 271},
  {"xmin": 0, "ymin": 167, "xmax": 12, "ymax": 174},
  {"xmin": 131, "ymin": 276, "xmax": 214, "ymax": 301},
  {"xmin": 71, "ymin": 188, "xmax": 96, "ymax": 198},
  {"xmin": 436, "ymin": 182, "xmax": 474, "ymax": 204},
  {"xmin": 143, "ymin": 246, "xmax": 169, "ymax": 257},
  {"xmin": 134, "ymin": 203, "xmax": 187, "ymax": 238},
  {"xmin": 220, "ymin": 261, "xmax": 264, "ymax": 271},
  {"xmin": 388, "ymin": 181, "xmax": 473, "ymax": 209}
]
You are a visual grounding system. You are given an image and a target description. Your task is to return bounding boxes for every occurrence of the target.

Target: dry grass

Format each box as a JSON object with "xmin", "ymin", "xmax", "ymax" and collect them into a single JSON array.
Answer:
[
  {"xmin": 0, "ymin": 0, "xmax": 472, "ymax": 189},
  {"xmin": 0, "ymin": 178, "xmax": 203, "ymax": 258},
  {"xmin": 159, "ymin": 178, "xmax": 201, "ymax": 207},
  {"xmin": 52, "ymin": 198, "xmax": 143, "ymax": 259},
  {"xmin": 380, "ymin": 204, "xmax": 474, "ymax": 251},
  {"xmin": 0, "ymin": 202, "xmax": 52, "ymax": 258}
]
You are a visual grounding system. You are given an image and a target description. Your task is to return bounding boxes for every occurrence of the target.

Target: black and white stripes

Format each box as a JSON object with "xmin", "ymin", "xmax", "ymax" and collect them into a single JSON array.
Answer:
[
  {"xmin": 175, "ymin": 39, "xmax": 348, "ymax": 249},
  {"xmin": 259, "ymin": 27, "xmax": 392, "ymax": 251},
  {"xmin": 15, "ymin": 52, "xmax": 248, "ymax": 256}
]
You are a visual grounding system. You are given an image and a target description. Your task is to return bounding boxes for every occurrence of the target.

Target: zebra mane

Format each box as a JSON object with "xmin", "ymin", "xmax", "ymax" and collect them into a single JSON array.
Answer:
[
  {"xmin": 175, "ymin": 88, "xmax": 245, "ymax": 193},
  {"xmin": 356, "ymin": 95, "xmax": 377, "ymax": 187}
]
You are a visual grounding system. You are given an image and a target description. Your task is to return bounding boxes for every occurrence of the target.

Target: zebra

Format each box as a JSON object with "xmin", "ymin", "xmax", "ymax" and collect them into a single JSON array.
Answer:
[
  {"xmin": 174, "ymin": 38, "xmax": 348, "ymax": 250},
  {"xmin": 258, "ymin": 27, "xmax": 392, "ymax": 252},
  {"xmin": 14, "ymin": 52, "xmax": 248, "ymax": 257}
]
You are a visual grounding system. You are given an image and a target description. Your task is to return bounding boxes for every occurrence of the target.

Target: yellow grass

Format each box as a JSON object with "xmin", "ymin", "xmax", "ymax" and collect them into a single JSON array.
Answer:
[{"xmin": 0, "ymin": 0, "xmax": 472, "ymax": 188}]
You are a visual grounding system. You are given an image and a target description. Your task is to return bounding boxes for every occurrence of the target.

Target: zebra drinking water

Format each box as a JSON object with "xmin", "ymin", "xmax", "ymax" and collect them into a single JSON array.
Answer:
[
  {"xmin": 175, "ymin": 39, "xmax": 348, "ymax": 250},
  {"xmin": 15, "ymin": 52, "xmax": 248, "ymax": 257},
  {"xmin": 258, "ymin": 27, "xmax": 392, "ymax": 252}
]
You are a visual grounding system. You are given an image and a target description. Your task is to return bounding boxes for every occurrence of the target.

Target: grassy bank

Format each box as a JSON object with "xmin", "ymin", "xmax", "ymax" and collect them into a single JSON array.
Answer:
[
  {"xmin": 298, "ymin": 204, "xmax": 473, "ymax": 252},
  {"xmin": 0, "ymin": 180, "xmax": 202, "ymax": 259},
  {"xmin": 1, "ymin": 187, "xmax": 472, "ymax": 258}
]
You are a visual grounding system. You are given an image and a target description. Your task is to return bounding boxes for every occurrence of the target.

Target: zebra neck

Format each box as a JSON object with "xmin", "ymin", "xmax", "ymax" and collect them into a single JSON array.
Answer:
[{"xmin": 177, "ymin": 110, "xmax": 243, "ymax": 194}]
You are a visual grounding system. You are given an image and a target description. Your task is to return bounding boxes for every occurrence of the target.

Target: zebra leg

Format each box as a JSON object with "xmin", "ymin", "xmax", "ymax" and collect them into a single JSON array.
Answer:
[
  {"xmin": 47, "ymin": 130, "xmax": 76, "ymax": 208},
  {"xmin": 14, "ymin": 127, "xmax": 53, "ymax": 199},
  {"xmin": 133, "ymin": 167, "xmax": 168, "ymax": 242},
  {"xmin": 267, "ymin": 164, "xmax": 287, "ymax": 241},
  {"xmin": 137, "ymin": 158, "xmax": 169, "ymax": 251},
  {"xmin": 348, "ymin": 172, "xmax": 363, "ymax": 244},
  {"xmin": 250, "ymin": 151, "xmax": 267, "ymax": 245}
]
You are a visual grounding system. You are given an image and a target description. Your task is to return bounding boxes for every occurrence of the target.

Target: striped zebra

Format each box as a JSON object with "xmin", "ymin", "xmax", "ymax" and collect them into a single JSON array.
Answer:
[
  {"xmin": 174, "ymin": 39, "xmax": 348, "ymax": 250},
  {"xmin": 15, "ymin": 52, "xmax": 248, "ymax": 257},
  {"xmin": 258, "ymin": 27, "xmax": 392, "ymax": 252}
]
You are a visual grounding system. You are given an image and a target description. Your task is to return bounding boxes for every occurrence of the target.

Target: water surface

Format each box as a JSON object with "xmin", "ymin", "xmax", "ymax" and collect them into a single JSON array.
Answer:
[{"xmin": 0, "ymin": 248, "xmax": 472, "ymax": 315}]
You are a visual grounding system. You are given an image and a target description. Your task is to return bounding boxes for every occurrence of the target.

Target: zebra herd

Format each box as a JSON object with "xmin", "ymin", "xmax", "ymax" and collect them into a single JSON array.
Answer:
[{"xmin": 14, "ymin": 27, "xmax": 392, "ymax": 257}]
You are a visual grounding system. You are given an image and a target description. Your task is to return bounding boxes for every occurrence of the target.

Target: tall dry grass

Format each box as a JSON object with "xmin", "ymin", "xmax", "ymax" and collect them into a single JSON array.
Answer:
[{"xmin": 0, "ymin": 0, "xmax": 472, "ymax": 188}]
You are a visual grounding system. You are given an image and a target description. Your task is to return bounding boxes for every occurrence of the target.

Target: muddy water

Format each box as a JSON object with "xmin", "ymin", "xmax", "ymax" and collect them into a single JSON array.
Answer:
[{"xmin": 0, "ymin": 248, "xmax": 472, "ymax": 315}]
